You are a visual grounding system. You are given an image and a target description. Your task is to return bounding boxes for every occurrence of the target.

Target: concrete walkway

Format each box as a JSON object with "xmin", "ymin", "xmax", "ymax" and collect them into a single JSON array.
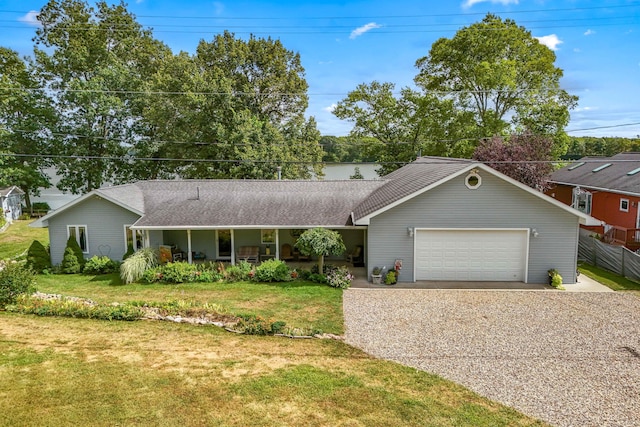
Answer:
[{"xmin": 351, "ymin": 271, "xmax": 613, "ymax": 292}]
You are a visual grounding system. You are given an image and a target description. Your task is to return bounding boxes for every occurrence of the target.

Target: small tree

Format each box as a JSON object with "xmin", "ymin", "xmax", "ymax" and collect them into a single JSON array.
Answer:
[
  {"xmin": 65, "ymin": 235, "xmax": 86, "ymax": 267},
  {"xmin": 61, "ymin": 247, "xmax": 81, "ymax": 274},
  {"xmin": 350, "ymin": 166, "xmax": 364, "ymax": 180},
  {"xmin": 294, "ymin": 227, "xmax": 346, "ymax": 274},
  {"xmin": 26, "ymin": 240, "xmax": 51, "ymax": 273}
]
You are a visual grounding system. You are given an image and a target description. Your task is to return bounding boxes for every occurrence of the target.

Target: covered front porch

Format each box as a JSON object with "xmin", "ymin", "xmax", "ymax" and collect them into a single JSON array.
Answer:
[{"xmin": 135, "ymin": 226, "xmax": 367, "ymax": 266}]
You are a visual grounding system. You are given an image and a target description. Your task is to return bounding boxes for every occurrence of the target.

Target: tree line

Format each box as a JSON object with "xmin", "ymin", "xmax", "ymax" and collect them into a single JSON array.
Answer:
[
  {"xmin": 1, "ymin": 0, "xmax": 322, "ymax": 208},
  {"xmin": 1, "ymin": 2, "xmax": 635, "ymax": 208}
]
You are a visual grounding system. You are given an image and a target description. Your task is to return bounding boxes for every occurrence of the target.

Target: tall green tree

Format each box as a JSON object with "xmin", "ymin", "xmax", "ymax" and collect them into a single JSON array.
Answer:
[
  {"xmin": 33, "ymin": 0, "xmax": 170, "ymax": 194},
  {"xmin": 415, "ymin": 13, "xmax": 577, "ymax": 153},
  {"xmin": 142, "ymin": 32, "xmax": 322, "ymax": 180},
  {"xmin": 333, "ymin": 81, "xmax": 471, "ymax": 175},
  {"xmin": 0, "ymin": 47, "xmax": 55, "ymax": 209}
]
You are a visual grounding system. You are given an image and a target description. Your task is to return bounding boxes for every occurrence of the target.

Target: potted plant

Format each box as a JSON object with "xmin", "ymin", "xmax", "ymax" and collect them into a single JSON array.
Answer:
[
  {"xmin": 384, "ymin": 270, "xmax": 396, "ymax": 285},
  {"xmin": 371, "ymin": 266, "xmax": 382, "ymax": 285},
  {"xmin": 548, "ymin": 268, "xmax": 565, "ymax": 290}
]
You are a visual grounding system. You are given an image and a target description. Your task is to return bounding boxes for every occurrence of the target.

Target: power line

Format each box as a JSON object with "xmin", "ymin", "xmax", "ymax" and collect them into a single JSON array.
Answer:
[
  {"xmin": 1, "ymin": 152, "xmax": 639, "ymax": 166},
  {"xmin": 566, "ymin": 122, "xmax": 640, "ymax": 133},
  {"xmin": 1, "ymin": 4, "xmax": 637, "ymax": 21}
]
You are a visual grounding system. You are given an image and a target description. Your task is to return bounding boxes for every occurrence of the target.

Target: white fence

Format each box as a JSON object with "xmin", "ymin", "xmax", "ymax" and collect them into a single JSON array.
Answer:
[{"xmin": 578, "ymin": 228, "xmax": 640, "ymax": 282}]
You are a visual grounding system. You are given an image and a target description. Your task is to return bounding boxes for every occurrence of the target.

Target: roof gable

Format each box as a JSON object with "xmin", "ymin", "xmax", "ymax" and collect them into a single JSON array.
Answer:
[
  {"xmin": 549, "ymin": 152, "xmax": 640, "ymax": 196},
  {"xmin": 0, "ymin": 186, "xmax": 25, "ymax": 198},
  {"xmin": 353, "ymin": 157, "xmax": 600, "ymax": 226}
]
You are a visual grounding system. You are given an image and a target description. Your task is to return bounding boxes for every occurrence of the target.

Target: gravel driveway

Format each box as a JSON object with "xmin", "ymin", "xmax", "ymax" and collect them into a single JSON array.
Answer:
[{"xmin": 343, "ymin": 289, "xmax": 640, "ymax": 427}]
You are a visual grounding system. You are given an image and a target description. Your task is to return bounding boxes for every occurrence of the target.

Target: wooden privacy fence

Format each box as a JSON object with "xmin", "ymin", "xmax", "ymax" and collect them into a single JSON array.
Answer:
[{"xmin": 578, "ymin": 228, "xmax": 640, "ymax": 282}]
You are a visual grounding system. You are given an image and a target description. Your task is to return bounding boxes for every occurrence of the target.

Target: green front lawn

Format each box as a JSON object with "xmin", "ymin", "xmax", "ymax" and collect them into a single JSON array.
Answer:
[
  {"xmin": 579, "ymin": 262, "xmax": 640, "ymax": 295},
  {"xmin": 0, "ymin": 313, "xmax": 546, "ymax": 426},
  {"xmin": 0, "ymin": 219, "xmax": 48, "ymax": 260},
  {"xmin": 35, "ymin": 273, "xmax": 344, "ymax": 334}
]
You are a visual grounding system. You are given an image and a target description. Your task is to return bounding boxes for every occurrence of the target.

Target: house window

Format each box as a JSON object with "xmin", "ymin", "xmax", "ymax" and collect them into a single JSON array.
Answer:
[
  {"xmin": 68, "ymin": 225, "xmax": 88, "ymax": 253},
  {"xmin": 572, "ymin": 188, "xmax": 592, "ymax": 215},
  {"xmin": 124, "ymin": 225, "xmax": 144, "ymax": 251},
  {"xmin": 261, "ymin": 229, "xmax": 276, "ymax": 244},
  {"xmin": 620, "ymin": 199, "xmax": 629, "ymax": 212}
]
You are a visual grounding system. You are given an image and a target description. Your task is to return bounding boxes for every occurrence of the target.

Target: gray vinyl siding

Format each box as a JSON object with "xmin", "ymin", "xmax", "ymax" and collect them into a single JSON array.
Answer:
[
  {"xmin": 48, "ymin": 196, "xmax": 141, "ymax": 265},
  {"xmin": 368, "ymin": 172, "xmax": 580, "ymax": 284}
]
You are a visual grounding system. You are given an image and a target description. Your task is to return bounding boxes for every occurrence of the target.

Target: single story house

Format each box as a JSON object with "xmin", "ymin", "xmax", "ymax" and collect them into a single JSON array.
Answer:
[
  {"xmin": 1, "ymin": 186, "xmax": 24, "ymax": 222},
  {"xmin": 547, "ymin": 152, "xmax": 640, "ymax": 249},
  {"xmin": 32, "ymin": 157, "xmax": 599, "ymax": 284}
]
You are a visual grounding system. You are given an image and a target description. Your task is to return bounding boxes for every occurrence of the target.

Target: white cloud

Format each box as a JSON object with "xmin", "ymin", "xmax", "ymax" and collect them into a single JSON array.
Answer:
[
  {"xmin": 18, "ymin": 10, "xmax": 40, "ymax": 27},
  {"xmin": 462, "ymin": 0, "xmax": 518, "ymax": 9},
  {"xmin": 213, "ymin": 2, "xmax": 224, "ymax": 15},
  {"xmin": 318, "ymin": 61, "xmax": 333, "ymax": 65},
  {"xmin": 573, "ymin": 48, "xmax": 581, "ymax": 53},
  {"xmin": 575, "ymin": 106, "xmax": 597, "ymax": 112},
  {"xmin": 324, "ymin": 103, "xmax": 337, "ymax": 113},
  {"xmin": 535, "ymin": 34, "xmax": 563, "ymax": 51},
  {"xmin": 349, "ymin": 22, "xmax": 382, "ymax": 39},
  {"xmin": 584, "ymin": 29, "xmax": 595, "ymax": 36}
]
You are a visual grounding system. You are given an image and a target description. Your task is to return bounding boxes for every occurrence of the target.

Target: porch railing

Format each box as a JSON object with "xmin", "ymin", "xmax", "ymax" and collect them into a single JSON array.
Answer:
[{"xmin": 602, "ymin": 226, "xmax": 640, "ymax": 251}]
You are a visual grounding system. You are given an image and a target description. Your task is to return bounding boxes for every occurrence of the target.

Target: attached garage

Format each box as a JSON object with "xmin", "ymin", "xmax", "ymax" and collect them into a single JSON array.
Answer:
[{"xmin": 415, "ymin": 229, "xmax": 529, "ymax": 282}]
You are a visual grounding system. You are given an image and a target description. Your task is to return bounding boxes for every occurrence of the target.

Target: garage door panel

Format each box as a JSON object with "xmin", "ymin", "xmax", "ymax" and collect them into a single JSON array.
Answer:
[{"xmin": 415, "ymin": 230, "xmax": 527, "ymax": 281}]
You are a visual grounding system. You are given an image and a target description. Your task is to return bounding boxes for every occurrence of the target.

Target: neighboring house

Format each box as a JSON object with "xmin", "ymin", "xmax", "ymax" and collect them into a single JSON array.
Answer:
[
  {"xmin": 0, "ymin": 186, "xmax": 24, "ymax": 222},
  {"xmin": 32, "ymin": 157, "xmax": 598, "ymax": 284},
  {"xmin": 547, "ymin": 152, "xmax": 640, "ymax": 249}
]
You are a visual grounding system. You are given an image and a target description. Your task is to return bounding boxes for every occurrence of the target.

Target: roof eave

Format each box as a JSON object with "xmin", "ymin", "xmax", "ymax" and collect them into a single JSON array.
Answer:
[{"xmin": 548, "ymin": 181, "xmax": 640, "ymax": 198}]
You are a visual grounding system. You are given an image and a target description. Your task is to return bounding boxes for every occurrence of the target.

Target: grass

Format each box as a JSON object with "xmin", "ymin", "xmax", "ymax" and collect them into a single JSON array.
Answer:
[
  {"xmin": 578, "ymin": 262, "xmax": 640, "ymax": 297},
  {"xmin": 0, "ymin": 219, "xmax": 48, "ymax": 260},
  {"xmin": 35, "ymin": 273, "xmax": 344, "ymax": 334},
  {"xmin": 0, "ymin": 313, "xmax": 547, "ymax": 426},
  {"xmin": 1, "ymin": 220, "xmax": 547, "ymax": 425}
]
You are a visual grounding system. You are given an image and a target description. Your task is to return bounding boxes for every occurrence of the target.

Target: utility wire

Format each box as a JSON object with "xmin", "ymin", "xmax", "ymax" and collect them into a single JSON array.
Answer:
[
  {"xmin": 1, "ymin": 152, "xmax": 639, "ymax": 166},
  {"xmin": 1, "ymin": 4, "xmax": 637, "ymax": 20}
]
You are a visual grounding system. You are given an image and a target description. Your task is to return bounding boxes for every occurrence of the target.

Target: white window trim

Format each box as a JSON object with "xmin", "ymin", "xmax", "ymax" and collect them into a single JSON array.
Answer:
[
  {"xmin": 67, "ymin": 224, "xmax": 89, "ymax": 254},
  {"xmin": 620, "ymin": 198, "xmax": 630, "ymax": 212},
  {"xmin": 572, "ymin": 188, "xmax": 592, "ymax": 215}
]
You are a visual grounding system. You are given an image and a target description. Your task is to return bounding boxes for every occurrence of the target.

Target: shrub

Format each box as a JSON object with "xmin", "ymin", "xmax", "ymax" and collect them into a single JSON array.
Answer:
[
  {"xmin": 235, "ymin": 314, "xmax": 287, "ymax": 335},
  {"xmin": 384, "ymin": 271, "xmax": 396, "ymax": 285},
  {"xmin": 83, "ymin": 256, "xmax": 119, "ymax": 274},
  {"xmin": 224, "ymin": 260, "xmax": 253, "ymax": 282},
  {"xmin": 327, "ymin": 266, "xmax": 354, "ymax": 289},
  {"xmin": 7, "ymin": 296, "xmax": 143, "ymax": 321},
  {"xmin": 254, "ymin": 259, "xmax": 290, "ymax": 282},
  {"xmin": 308, "ymin": 273, "xmax": 328, "ymax": 284},
  {"xmin": 65, "ymin": 235, "xmax": 86, "ymax": 266},
  {"xmin": 120, "ymin": 248, "xmax": 158, "ymax": 284},
  {"xmin": 122, "ymin": 243, "xmax": 135, "ymax": 260},
  {"xmin": 0, "ymin": 262, "xmax": 36, "ymax": 308},
  {"xmin": 61, "ymin": 247, "xmax": 82, "ymax": 274},
  {"xmin": 26, "ymin": 240, "xmax": 51, "ymax": 273},
  {"xmin": 143, "ymin": 263, "xmax": 222, "ymax": 284}
]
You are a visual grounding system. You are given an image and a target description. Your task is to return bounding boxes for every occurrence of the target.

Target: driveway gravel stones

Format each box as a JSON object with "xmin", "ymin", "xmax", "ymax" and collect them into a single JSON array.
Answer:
[{"xmin": 343, "ymin": 289, "xmax": 640, "ymax": 427}]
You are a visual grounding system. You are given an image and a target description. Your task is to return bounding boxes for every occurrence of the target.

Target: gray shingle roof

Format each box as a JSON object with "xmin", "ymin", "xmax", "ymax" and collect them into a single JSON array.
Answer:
[
  {"xmin": 0, "ymin": 186, "xmax": 24, "ymax": 197},
  {"xmin": 548, "ymin": 152, "xmax": 640, "ymax": 196},
  {"xmin": 129, "ymin": 179, "xmax": 386, "ymax": 228},
  {"xmin": 352, "ymin": 157, "xmax": 474, "ymax": 221}
]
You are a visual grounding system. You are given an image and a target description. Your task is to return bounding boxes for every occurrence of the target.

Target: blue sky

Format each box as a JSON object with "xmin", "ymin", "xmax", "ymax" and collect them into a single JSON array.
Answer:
[{"xmin": 1, "ymin": 0, "xmax": 639, "ymax": 138}]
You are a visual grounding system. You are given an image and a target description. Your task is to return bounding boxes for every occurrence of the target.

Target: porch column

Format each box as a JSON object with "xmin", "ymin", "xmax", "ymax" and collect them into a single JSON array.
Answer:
[
  {"xmin": 275, "ymin": 229, "xmax": 280, "ymax": 259},
  {"xmin": 230, "ymin": 229, "xmax": 236, "ymax": 265},
  {"xmin": 187, "ymin": 229, "xmax": 193, "ymax": 263},
  {"xmin": 145, "ymin": 230, "xmax": 150, "ymax": 249}
]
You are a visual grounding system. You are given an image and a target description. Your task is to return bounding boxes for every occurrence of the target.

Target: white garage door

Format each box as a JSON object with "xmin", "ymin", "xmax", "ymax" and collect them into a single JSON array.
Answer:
[{"xmin": 415, "ymin": 229, "xmax": 528, "ymax": 281}]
